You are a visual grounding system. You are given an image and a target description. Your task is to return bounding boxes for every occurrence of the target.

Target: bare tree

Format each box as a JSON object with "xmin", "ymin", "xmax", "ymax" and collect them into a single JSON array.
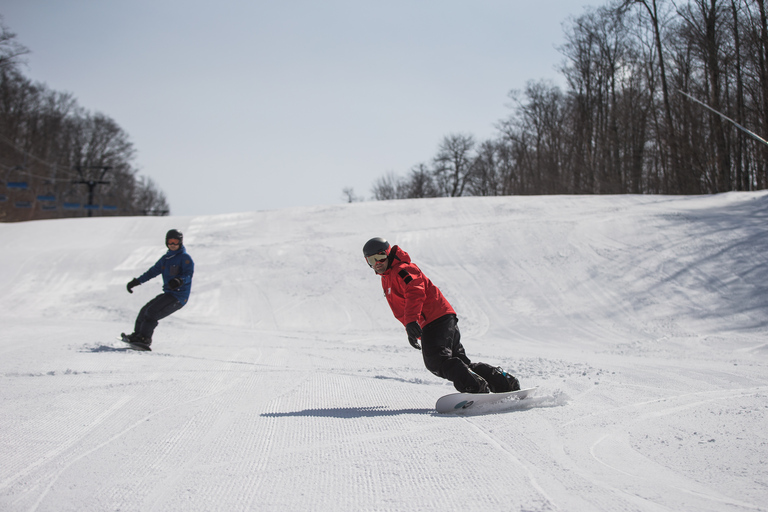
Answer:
[
  {"xmin": 133, "ymin": 175, "xmax": 170, "ymax": 215},
  {"xmin": 0, "ymin": 16, "xmax": 29, "ymax": 70},
  {"xmin": 371, "ymin": 171, "xmax": 407, "ymax": 200},
  {"xmin": 676, "ymin": 0, "xmax": 732, "ymax": 191},
  {"xmin": 622, "ymin": 0, "xmax": 685, "ymax": 192},
  {"xmin": 468, "ymin": 140, "xmax": 504, "ymax": 196},
  {"xmin": 341, "ymin": 187, "xmax": 361, "ymax": 203},
  {"xmin": 404, "ymin": 163, "xmax": 439, "ymax": 198},
  {"xmin": 745, "ymin": 0, "xmax": 768, "ymax": 188},
  {"xmin": 504, "ymin": 81, "xmax": 568, "ymax": 194},
  {"xmin": 433, "ymin": 134, "xmax": 476, "ymax": 197}
]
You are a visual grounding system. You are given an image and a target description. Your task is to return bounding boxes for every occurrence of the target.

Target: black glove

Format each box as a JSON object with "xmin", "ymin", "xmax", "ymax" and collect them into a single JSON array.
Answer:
[
  {"xmin": 406, "ymin": 321, "xmax": 422, "ymax": 350},
  {"xmin": 126, "ymin": 278, "xmax": 140, "ymax": 294},
  {"xmin": 168, "ymin": 277, "xmax": 183, "ymax": 290}
]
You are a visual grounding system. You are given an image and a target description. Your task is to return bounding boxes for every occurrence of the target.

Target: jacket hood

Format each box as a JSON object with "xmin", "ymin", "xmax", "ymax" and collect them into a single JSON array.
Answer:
[{"xmin": 388, "ymin": 245, "xmax": 411, "ymax": 267}]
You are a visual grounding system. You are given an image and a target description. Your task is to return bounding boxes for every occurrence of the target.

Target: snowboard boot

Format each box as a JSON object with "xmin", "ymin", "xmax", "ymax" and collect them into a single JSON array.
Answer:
[
  {"xmin": 130, "ymin": 339, "xmax": 151, "ymax": 351},
  {"xmin": 122, "ymin": 333, "xmax": 152, "ymax": 351},
  {"xmin": 456, "ymin": 369, "xmax": 490, "ymax": 394},
  {"xmin": 469, "ymin": 363, "xmax": 521, "ymax": 393},
  {"xmin": 499, "ymin": 368, "xmax": 521, "ymax": 392}
]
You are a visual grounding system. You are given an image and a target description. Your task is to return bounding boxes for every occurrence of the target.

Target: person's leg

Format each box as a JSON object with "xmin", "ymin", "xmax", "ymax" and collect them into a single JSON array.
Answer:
[
  {"xmin": 469, "ymin": 362, "xmax": 521, "ymax": 392},
  {"xmin": 421, "ymin": 315, "xmax": 488, "ymax": 393},
  {"xmin": 134, "ymin": 294, "xmax": 183, "ymax": 343}
]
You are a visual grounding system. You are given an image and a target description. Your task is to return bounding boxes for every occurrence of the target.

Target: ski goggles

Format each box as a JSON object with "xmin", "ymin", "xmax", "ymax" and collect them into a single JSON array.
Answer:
[
  {"xmin": 365, "ymin": 252, "xmax": 389, "ymax": 267},
  {"xmin": 167, "ymin": 239, "xmax": 181, "ymax": 246}
]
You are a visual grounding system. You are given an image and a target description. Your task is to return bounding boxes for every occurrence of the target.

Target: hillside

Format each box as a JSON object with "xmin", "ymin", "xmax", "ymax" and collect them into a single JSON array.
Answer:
[{"xmin": 1, "ymin": 193, "xmax": 767, "ymax": 511}]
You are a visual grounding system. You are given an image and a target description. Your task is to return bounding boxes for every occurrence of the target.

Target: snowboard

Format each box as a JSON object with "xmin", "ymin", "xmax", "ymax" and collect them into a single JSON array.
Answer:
[
  {"xmin": 120, "ymin": 333, "xmax": 152, "ymax": 352},
  {"xmin": 436, "ymin": 387, "xmax": 537, "ymax": 414}
]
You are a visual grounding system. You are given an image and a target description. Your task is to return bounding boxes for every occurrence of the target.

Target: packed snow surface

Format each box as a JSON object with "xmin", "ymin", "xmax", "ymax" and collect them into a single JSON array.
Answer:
[{"xmin": 2, "ymin": 193, "xmax": 768, "ymax": 512}]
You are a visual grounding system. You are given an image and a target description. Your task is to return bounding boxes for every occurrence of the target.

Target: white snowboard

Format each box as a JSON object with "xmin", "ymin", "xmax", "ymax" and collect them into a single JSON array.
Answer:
[{"xmin": 435, "ymin": 387, "xmax": 537, "ymax": 414}]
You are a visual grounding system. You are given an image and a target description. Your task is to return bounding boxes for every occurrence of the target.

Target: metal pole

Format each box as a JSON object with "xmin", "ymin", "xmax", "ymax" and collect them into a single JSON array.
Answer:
[
  {"xmin": 678, "ymin": 89, "xmax": 768, "ymax": 148},
  {"xmin": 73, "ymin": 166, "xmax": 111, "ymax": 217}
]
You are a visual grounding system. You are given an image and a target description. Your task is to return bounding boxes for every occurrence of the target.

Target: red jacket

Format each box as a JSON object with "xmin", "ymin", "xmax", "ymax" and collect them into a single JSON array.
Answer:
[{"xmin": 379, "ymin": 246, "xmax": 456, "ymax": 328}]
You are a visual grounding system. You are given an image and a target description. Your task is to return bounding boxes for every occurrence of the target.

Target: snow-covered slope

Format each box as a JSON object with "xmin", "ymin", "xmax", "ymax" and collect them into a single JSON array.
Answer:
[{"xmin": 1, "ymin": 193, "xmax": 767, "ymax": 511}]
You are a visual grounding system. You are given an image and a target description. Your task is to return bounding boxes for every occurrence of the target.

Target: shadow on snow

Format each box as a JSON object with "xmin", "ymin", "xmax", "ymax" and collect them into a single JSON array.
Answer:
[{"xmin": 261, "ymin": 406, "xmax": 434, "ymax": 418}]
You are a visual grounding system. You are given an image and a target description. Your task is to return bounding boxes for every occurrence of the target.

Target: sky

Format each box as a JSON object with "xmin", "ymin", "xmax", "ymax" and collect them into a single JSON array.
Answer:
[
  {"xmin": 1, "ymin": 1, "xmax": 595, "ymax": 216},
  {"xmin": 2, "ymin": 192, "xmax": 768, "ymax": 510}
]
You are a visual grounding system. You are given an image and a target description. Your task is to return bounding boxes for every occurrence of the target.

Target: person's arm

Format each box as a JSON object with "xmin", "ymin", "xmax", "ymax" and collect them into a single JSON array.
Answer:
[{"xmin": 400, "ymin": 266, "xmax": 425, "ymax": 349}]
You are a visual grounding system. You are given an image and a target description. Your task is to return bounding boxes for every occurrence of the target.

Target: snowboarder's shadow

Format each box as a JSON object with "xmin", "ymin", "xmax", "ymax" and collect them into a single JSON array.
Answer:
[
  {"xmin": 81, "ymin": 345, "xmax": 130, "ymax": 353},
  {"xmin": 262, "ymin": 406, "xmax": 433, "ymax": 418}
]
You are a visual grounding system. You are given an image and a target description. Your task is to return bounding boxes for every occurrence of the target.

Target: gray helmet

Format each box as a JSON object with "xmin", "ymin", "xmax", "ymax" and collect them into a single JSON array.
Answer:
[
  {"xmin": 363, "ymin": 237, "xmax": 390, "ymax": 257},
  {"xmin": 166, "ymin": 229, "xmax": 183, "ymax": 245}
]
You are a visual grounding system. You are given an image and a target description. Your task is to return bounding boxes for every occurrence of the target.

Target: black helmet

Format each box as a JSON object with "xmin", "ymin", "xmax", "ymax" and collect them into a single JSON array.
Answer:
[
  {"xmin": 363, "ymin": 237, "xmax": 390, "ymax": 257},
  {"xmin": 166, "ymin": 229, "xmax": 183, "ymax": 245}
]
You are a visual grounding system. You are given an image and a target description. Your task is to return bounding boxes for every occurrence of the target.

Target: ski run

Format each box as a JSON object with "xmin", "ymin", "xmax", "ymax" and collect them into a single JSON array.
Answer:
[{"xmin": 1, "ymin": 192, "xmax": 767, "ymax": 511}]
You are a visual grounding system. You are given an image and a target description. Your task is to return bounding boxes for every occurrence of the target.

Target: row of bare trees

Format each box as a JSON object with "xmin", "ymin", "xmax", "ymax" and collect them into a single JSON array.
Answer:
[
  {"xmin": 373, "ymin": 0, "xmax": 768, "ymax": 200},
  {"xmin": 0, "ymin": 18, "xmax": 168, "ymax": 222}
]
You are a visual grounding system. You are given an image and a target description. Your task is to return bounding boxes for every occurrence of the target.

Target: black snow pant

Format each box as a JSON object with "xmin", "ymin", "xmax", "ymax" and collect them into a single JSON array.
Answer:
[
  {"xmin": 134, "ymin": 293, "xmax": 184, "ymax": 342},
  {"xmin": 421, "ymin": 314, "xmax": 516, "ymax": 393}
]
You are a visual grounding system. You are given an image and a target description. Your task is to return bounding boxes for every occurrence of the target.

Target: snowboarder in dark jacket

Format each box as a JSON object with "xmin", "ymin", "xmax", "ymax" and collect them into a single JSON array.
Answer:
[
  {"xmin": 122, "ymin": 229, "xmax": 194, "ymax": 350},
  {"xmin": 363, "ymin": 237, "xmax": 520, "ymax": 394}
]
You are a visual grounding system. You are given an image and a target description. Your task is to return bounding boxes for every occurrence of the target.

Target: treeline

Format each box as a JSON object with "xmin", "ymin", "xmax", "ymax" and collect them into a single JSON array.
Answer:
[
  {"xmin": 0, "ymin": 17, "xmax": 168, "ymax": 222},
  {"xmin": 372, "ymin": 0, "xmax": 768, "ymax": 200}
]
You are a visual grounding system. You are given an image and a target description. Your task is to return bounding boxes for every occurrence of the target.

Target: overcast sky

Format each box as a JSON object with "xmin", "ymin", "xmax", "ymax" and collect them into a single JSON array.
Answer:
[{"xmin": 2, "ymin": 1, "xmax": 594, "ymax": 216}]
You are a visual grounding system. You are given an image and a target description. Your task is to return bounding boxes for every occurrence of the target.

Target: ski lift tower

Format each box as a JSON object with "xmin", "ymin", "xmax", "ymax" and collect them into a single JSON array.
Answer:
[{"xmin": 73, "ymin": 165, "xmax": 111, "ymax": 217}]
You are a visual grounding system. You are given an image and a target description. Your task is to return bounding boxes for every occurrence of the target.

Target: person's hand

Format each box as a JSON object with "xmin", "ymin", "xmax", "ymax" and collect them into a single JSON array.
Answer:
[
  {"xmin": 126, "ymin": 278, "xmax": 140, "ymax": 294},
  {"xmin": 168, "ymin": 277, "xmax": 183, "ymax": 290},
  {"xmin": 406, "ymin": 322, "xmax": 422, "ymax": 350}
]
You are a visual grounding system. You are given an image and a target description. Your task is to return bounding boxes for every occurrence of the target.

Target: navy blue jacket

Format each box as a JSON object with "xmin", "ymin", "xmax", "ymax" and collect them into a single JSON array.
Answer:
[{"xmin": 138, "ymin": 246, "xmax": 194, "ymax": 304}]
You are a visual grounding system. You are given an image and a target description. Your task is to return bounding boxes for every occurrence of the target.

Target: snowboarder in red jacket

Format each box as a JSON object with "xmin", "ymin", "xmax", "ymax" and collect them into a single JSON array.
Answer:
[{"xmin": 363, "ymin": 237, "xmax": 520, "ymax": 394}]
